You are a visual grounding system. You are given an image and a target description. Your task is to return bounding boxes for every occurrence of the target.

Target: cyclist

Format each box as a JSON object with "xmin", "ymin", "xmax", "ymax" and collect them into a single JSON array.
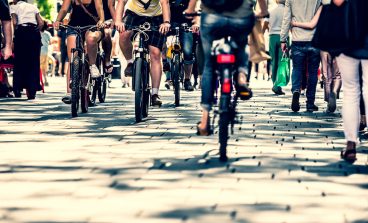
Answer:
[
  {"xmin": 164, "ymin": 0, "xmax": 199, "ymax": 91},
  {"xmin": 101, "ymin": 0, "xmax": 115, "ymax": 74},
  {"xmin": 115, "ymin": 0, "xmax": 171, "ymax": 107},
  {"xmin": 185, "ymin": 0, "xmax": 269, "ymax": 135},
  {"xmin": 54, "ymin": 0, "xmax": 105, "ymax": 104}
]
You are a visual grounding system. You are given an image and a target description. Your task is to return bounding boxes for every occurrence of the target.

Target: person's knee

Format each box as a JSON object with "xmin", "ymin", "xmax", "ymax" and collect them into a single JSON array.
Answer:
[
  {"xmin": 86, "ymin": 33, "xmax": 99, "ymax": 47},
  {"xmin": 150, "ymin": 49, "xmax": 161, "ymax": 63}
]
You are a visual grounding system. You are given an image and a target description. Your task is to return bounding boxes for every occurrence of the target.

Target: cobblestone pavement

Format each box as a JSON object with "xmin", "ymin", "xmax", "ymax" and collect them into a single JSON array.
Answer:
[{"xmin": 0, "ymin": 77, "xmax": 367, "ymax": 223}]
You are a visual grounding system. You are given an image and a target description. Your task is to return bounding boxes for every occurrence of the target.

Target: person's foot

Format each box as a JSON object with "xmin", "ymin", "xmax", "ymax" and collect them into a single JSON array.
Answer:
[
  {"xmin": 62, "ymin": 95, "xmax": 71, "ymax": 104},
  {"xmin": 359, "ymin": 115, "xmax": 366, "ymax": 132},
  {"xmin": 197, "ymin": 120, "xmax": 213, "ymax": 136},
  {"xmin": 306, "ymin": 104, "xmax": 319, "ymax": 112},
  {"xmin": 105, "ymin": 63, "xmax": 114, "ymax": 74},
  {"xmin": 300, "ymin": 90, "xmax": 305, "ymax": 96},
  {"xmin": 327, "ymin": 92, "xmax": 336, "ymax": 113},
  {"xmin": 44, "ymin": 81, "xmax": 49, "ymax": 87},
  {"xmin": 14, "ymin": 90, "xmax": 21, "ymax": 98},
  {"xmin": 291, "ymin": 91, "xmax": 300, "ymax": 112},
  {"xmin": 151, "ymin": 94, "xmax": 162, "ymax": 107},
  {"xmin": 124, "ymin": 62, "xmax": 133, "ymax": 77},
  {"xmin": 272, "ymin": 86, "xmax": 285, "ymax": 95},
  {"xmin": 165, "ymin": 81, "xmax": 172, "ymax": 90},
  {"xmin": 184, "ymin": 79, "xmax": 194, "ymax": 91},
  {"xmin": 162, "ymin": 60, "xmax": 170, "ymax": 72},
  {"xmin": 122, "ymin": 83, "xmax": 127, "ymax": 88},
  {"xmin": 341, "ymin": 141, "xmax": 357, "ymax": 163},
  {"xmin": 90, "ymin": 64, "xmax": 101, "ymax": 78}
]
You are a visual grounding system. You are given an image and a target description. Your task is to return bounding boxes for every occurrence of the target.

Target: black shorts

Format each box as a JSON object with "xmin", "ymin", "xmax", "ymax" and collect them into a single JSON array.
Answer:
[{"xmin": 123, "ymin": 10, "xmax": 165, "ymax": 50}]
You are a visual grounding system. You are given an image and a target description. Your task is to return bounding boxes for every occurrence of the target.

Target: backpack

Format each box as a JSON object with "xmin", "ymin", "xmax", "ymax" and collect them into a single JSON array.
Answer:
[{"xmin": 202, "ymin": 0, "xmax": 243, "ymax": 13}]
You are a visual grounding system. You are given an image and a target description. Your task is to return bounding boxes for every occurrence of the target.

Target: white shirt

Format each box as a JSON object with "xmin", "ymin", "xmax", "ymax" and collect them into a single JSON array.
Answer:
[{"xmin": 10, "ymin": 1, "xmax": 39, "ymax": 25}]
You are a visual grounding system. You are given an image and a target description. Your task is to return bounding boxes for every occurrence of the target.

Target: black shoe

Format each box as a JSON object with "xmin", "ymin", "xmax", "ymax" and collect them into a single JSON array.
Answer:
[
  {"xmin": 272, "ymin": 86, "xmax": 285, "ymax": 95},
  {"xmin": 237, "ymin": 84, "xmax": 253, "ymax": 100},
  {"xmin": 327, "ymin": 92, "xmax": 336, "ymax": 113},
  {"xmin": 14, "ymin": 90, "xmax": 21, "ymax": 98},
  {"xmin": 291, "ymin": 91, "xmax": 300, "ymax": 112},
  {"xmin": 165, "ymin": 81, "xmax": 171, "ymax": 90},
  {"xmin": 184, "ymin": 79, "xmax": 194, "ymax": 91},
  {"xmin": 163, "ymin": 60, "xmax": 170, "ymax": 72},
  {"xmin": 62, "ymin": 95, "xmax": 71, "ymax": 104},
  {"xmin": 151, "ymin": 94, "xmax": 162, "ymax": 107},
  {"xmin": 124, "ymin": 62, "xmax": 133, "ymax": 77},
  {"xmin": 306, "ymin": 104, "xmax": 319, "ymax": 112}
]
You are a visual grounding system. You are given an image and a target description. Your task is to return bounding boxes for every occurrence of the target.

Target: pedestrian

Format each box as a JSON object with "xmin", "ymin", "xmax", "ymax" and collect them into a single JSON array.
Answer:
[
  {"xmin": 10, "ymin": 0, "xmax": 43, "ymax": 100},
  {"xmin": 280, "ymin": 0, "xmax": 322, "ymax": 112},
  {"xmin": 40, "ymin": 21, "xmax": 52, "ymax": 86},
  {"xmin": 291, "ymin": 6, "xmax": 341, "ymax": 113},
  {"xmin": 333, "ymin": 0, "xmax": 368, "ymax": 162}
]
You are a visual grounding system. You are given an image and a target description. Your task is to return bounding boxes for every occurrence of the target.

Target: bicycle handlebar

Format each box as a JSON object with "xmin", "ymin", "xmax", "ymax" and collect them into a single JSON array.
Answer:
[{"xmin": 182, "ymin": 12, "xmax": 202, "ymax": 17}]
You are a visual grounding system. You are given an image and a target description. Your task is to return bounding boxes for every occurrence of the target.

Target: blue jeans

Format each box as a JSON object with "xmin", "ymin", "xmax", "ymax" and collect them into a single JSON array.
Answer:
[
  {"xmin": 200, "ymin": 13, "xmax": 255, "ymax": 111},
  {"xmin": 291, "ymin": 42, "xmax": 321, "ymax": 106}
]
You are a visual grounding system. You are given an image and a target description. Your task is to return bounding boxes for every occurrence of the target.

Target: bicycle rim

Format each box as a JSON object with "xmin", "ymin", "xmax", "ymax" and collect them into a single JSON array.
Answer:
[
  {"xmin": 172, "ymin": 55, "xmax": 180, "ymax": 107},
  {"xmin": 71, "ymin": 53, "xmax": 80, "ymax": 117},
  {"xmin": 134, "ymin": 58, "xmax": 144, "ymax": 122}
]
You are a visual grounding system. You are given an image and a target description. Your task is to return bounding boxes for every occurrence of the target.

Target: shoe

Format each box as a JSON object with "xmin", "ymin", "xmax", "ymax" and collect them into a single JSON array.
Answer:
[
  {"xmin": 14, "ymin": 90, "xmax": 21, "ymax": 98},
  {"xmin": 90, "ymin": 64, "xmax": 101, "ymax": 78},
  {"xmin": 104, "ymin": 63, "xmax": 114, "ymax": 74},
  {"xmin": 272, "ymin": 86, "xmax": 285, "ymax": 95},
  {"xmin": 327, "ymin": 92, "xmax": 336, "ymax": 113},
  {"xmin": 124, "ymin": 62, "xmax": 133, "ymax": 77},
  {"xmin": 196, "ymin": 121, "xmax": 213, "ymax": 136},
  {"xmin": 184, "ymin": 79, "xmax": 194, "ymax": 91},
  {"xmin": 300, "ymin": 90, "xmax": 305, "ymax": 96},
  {"xmin": 163, "ymin": 60, "xmax": 170, "ymax": 72},
  {"xmin": 151, "ymin": 94, "xmax": 162, "ymax": 107},
  {"xmin": 306, "ymin": 104, "xmax": 319, "ymax": 112},
  {"xmin": 165, "ymin": 81, "xmax": 171, "ymax": 90},
  {"xmin": 122, "ymin": 83, "xmax": 127, "ymax": 88},
  {"xmin": 341, "ymin": 141, "xmax": 357, "ymax": 163},
  {"xmin": 237, "ymin": 84, "xmax": 253, "ymax": 100},
  {"xmin": 291, "ymin": 91, "xmax": 300, "ymax": 112},
  {"xmin": 62, "ymin": 95, "xmax": 71, "ymax": 104},
  {"xmin": 44, "ymin": 82, "xmax": 49, "ymax": 87}
]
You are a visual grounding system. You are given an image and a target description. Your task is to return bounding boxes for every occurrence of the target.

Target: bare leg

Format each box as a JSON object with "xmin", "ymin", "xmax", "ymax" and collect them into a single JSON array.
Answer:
[
  {"xmin": 119, "ymin": 31, "xmax": 133, "ymax": 61},
  {"xmin": 149, "ymin": 46, "xmax": 162, "ymax": 90},
  {"xmin": 85, "ymin": 31, "xmax": 102, "ymax": 65}
]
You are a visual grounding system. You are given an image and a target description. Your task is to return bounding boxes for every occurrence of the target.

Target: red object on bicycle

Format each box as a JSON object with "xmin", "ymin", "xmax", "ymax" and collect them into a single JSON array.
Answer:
[
  {"xmin": 217, "ymin": 54, "xmax": 235, "ymax": 64},
  {"xmin": 222, "ymin": 78, "xmax": 231, "ymax": 94}
]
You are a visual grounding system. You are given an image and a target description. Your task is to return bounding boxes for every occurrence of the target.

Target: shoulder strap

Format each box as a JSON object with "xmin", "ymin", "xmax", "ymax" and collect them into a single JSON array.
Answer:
[
  {"xmin": 137, "ymin": 0, "xmax": 152, "ymax": 10},
  {"xmin": 75, "ymin": 0, "xmax": 99, "ymax": 22}
]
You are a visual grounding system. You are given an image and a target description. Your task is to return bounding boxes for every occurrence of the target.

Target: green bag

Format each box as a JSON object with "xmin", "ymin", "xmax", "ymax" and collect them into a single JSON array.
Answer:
[{"xmin": 275, "ymin": 53, "xmax": 290, "ymax": 87}]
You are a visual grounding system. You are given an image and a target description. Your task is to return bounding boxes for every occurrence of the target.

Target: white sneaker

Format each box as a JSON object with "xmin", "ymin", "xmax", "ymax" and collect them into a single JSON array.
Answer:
[{"xmin": 90, "ymin": 64, "xmax": 101, "ymax": 78}]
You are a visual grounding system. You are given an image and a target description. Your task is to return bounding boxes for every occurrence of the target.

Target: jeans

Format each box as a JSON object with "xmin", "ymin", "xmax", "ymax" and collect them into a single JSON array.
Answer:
[
  {"xmin": 291, "ymin": 42, "xmax": 320, "ymax": 106},
  {"xmin": 200, "ymin": 12, "xmax": 255, "ymax": 111},
  {"xmin": 320, "ymin": 51, "xmax": 341, "ymax": 102},
  {"xmin": 179, "ymin": 27, "xmax": 195, "ymax": 65},
  {"xmin": 336, "ymin": 54, "xmax": 368, "ymax": 143}
]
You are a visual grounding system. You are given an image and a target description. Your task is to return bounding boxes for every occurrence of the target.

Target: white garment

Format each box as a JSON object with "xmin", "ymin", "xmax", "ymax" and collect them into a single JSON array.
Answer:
[
  {"xmin": 336, "ymin": 54, "xmax": 368, "ymax": 143},
  {"xmin": 10, "ymin": 1, "xmax": 39, "ymax": 25}
]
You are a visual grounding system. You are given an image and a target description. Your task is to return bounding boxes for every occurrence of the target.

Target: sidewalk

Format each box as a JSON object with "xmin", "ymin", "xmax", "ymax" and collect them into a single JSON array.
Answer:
[{"xmin": 0, "ymin": 77, "xmax": 367, "ymax": 223}]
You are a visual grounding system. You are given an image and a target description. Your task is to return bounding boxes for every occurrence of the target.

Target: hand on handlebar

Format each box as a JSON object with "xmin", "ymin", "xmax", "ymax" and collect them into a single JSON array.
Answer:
[
  {"xmin": 53, "ymin": 20, "xmax": 61, "ymax": 30},
  {"xmin": 97, "ymin": 19, "xmax": 105, "ymax": 29},
  {"xmin": 115, "ymin": 20, "xmax": 125, "ymax": 33},
  {"xmin": 191, "ymin": 24, "xmax": 200, "ymax": 33},
  {"xmin": 159, "ymin": 23, "xmax": 171, "ymax": 35}
]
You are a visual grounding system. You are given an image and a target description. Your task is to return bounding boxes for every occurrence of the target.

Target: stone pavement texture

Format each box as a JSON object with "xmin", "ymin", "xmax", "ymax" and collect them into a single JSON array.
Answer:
[{"xmin": 0, "ymin": 77, "xmax": 367, "ymax": 223}]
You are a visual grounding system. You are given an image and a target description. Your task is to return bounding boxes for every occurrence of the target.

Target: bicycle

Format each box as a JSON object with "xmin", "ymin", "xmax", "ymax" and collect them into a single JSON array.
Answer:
[
  {"xmin": 166, "ymin": 23, "xmax": 193, "ymax": 107},
  {"xmin": 59, "ymin": 24, "xmax": 98, "ymax": 117},
  {"xmin": 129, "ymin": 22, "xmax": 155, "ymax": 123}
]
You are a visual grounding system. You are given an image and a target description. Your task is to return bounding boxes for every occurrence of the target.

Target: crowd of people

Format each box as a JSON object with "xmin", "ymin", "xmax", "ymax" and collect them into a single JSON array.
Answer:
[{"xmin": 1, "ymin": 0, "xmax": 368, "ymax": 163}]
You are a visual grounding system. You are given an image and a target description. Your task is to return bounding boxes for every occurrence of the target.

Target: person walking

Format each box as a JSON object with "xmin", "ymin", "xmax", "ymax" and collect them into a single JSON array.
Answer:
[
  {"xmin": 40, "ymin": 21, "xmax": 52, "ymax": 86},
  {"xmin": 280, "ymin": 0, "xmax": 322, "ymax": 112},
  {"xmin": 10, "ymin": 0, "xmax": 43, "ymax": 100},
  {"xmin": 332, "ymin": 0, "xmax": 368, "ymax": 162}
]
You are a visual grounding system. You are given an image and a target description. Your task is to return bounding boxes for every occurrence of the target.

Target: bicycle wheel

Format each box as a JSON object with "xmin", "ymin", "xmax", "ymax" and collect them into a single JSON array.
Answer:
[
  {"xmin": 134, "ymin": 58, "xmax": 144, "ymax": 122},
  {"xmin": 142, "ymin": 61, "xmax": 150, "ymax": 118},
  {"xmin": 219, "ymin": 93, "xmax": 231, "ymax": 162},
  {"xmin": 98, "ymin": 77, "xmax": 107, "ymax": 103},
  {"xmin": 91, "ymin": 78, "xmax": 99, "ymax": 106},
  {"xmin": 81, "ymin": 62, "xmax": 90, "ymax": 113},
  {"xmin": 172, "ymin": 54, "xmax": 180, "ymax": 107},
  {"xmin": 70, "ymin": 52, "xmax": 81, "ymax": 117}
]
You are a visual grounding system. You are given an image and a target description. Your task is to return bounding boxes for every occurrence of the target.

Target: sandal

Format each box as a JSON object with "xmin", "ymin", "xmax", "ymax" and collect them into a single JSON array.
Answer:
[
  {"xmin": 104, "ymin": 64, "xmax": 114, "ymax": 74},
  {"xmin": 340, "ymin": 141, "xmax": 357, "ymax": 163},
  {"xmin": 196, "ymin": 121, "xmax": 213, "ymax": 136},
  {"xmin": 237, "ymin": 84, "xmax": 253, "ymax": 100}
]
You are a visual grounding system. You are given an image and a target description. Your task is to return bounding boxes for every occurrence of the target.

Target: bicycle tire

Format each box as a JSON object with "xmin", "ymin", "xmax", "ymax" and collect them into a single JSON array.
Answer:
[
  {"xmin": 91, "ymin": 78, "xmax": 99, "ymax": 106},
  {"xmin": 98, "ymin": 78, "xmax": 107, "ymax": 103},
  {"xmin": 70, "ymin": 52, "xmax": 80, "ymax": 117},
  {"xmin": 172, "ymin": 54, "xmax": 180, "ymax": 107},
  {"xmin": 134, "ymin": 58, "xmax": 144, "ymax": 122},
  {"xmin": 142, "ymin": 61, "xmax": 149, "ymax": 118},
  {"xmin": 219, "ymin": 111, "xmax": 230, "ymax": 162},
  {"xmin": 80, "ymin": 62, "xmax": 89, "ymax": 113}
]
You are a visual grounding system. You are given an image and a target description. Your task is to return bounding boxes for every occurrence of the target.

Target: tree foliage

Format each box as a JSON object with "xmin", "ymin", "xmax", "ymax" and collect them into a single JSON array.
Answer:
[{"xmin": 37, "ymin": 0, "xmax": 53, "ymax": 20}]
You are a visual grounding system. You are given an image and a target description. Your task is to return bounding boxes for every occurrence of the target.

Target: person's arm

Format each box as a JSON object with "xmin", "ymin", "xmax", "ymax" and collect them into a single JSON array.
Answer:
[
  {"xmin": 94, "ymin": 0, "xmax": 105, "ymax": 27},
  {"xmin": 262, "ymin": 19, "xmax": 269, "ymax": 33},
  {"xmin": 291, "ymin": 5, "xmax": 322, "ymax": 30},
  {"xmin": 255, "ymin": 0, "xmax": 270, "ymax": 18},
  {"xmin": 159, "ymin": 0, "xmax": 170, "ymax": 34},
  {"xmin": 333, "ymin": 0, "xmax": 345, "ymax": 6},
  {"xmin": 280, "ymin": 0, "xmax": 291, "ymax": 50},
  {"xmin": 115, "ymin": 0, "xmax": 128, "ymax": 32},
  {"xmin": 36, "ymin": 13, "xmax": 44, "ymax": 30},
  {"xmin": 54, "ymin": 0, "xmax": 71, "ymax": 30},
  {"xmin": 1, "ymin": 20, "xmax": 12, "ymax": 59}
]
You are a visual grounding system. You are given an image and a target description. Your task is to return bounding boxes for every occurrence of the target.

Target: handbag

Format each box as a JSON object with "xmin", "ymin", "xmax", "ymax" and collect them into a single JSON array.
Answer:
[
  {"xmin": 312, "ymin": 0, "xmax": 366, "ymax": 56},
  {"xmin": 275, "ymin": 52, "xmax": 290, "ymax": 87},
  {"xmin": 248, "ymin": 20, "xmax": 271, "ymax": 63}
]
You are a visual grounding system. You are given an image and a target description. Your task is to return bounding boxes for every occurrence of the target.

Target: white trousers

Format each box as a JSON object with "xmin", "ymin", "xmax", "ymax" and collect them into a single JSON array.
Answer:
[{"xmin": 336, "ymin": 54, "xmax": 368, "ymax": 143}]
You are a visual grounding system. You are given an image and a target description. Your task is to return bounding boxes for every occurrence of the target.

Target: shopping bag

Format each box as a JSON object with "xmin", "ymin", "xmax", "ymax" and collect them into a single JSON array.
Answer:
[
  {"xmin": 275, "ymin": 53, "xmax": 290, "ymax": 87},
  {"xmin": 248, "ymin": 20, "xmax": 271, "ymax": 63}
]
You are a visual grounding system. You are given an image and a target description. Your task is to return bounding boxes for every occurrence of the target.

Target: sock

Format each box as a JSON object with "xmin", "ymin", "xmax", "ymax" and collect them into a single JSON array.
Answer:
[{"xmin": 152, "ymin": 88, "xmax": 159, "ymax": 95}]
